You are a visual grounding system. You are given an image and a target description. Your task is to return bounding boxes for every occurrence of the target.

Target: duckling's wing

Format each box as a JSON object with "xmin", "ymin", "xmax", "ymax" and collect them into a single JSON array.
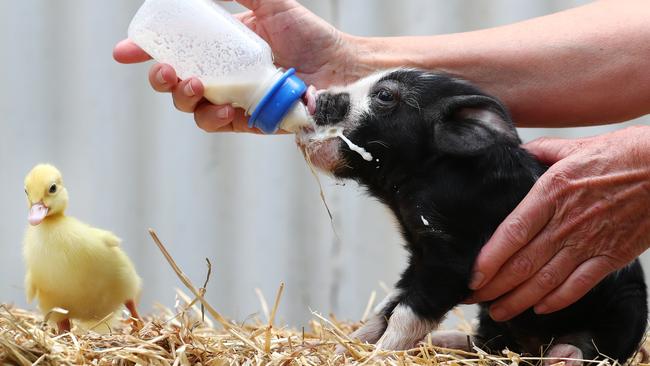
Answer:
[{"xmin": 90, "ymin": 228, "xmax": 122, "ymax": 248}]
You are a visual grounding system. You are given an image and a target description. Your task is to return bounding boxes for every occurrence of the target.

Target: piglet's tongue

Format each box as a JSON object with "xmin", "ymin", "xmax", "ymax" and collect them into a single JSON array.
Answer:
[
  {"xmin": 303, "ymin": 85, "xmax": 317, "ymax": 115},
  {"xmin": 28, "ymin": 203, "xmax": 48, "ymax": 226}
]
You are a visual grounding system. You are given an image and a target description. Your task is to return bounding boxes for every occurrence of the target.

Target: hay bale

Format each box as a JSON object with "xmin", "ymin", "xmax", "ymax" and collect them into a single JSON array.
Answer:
[
  {"xmin": 2, "ymin": 302, "xmax": 646, "ymax": 365},
  {"xmin": 0, "ymin": 230, "xmax": 644, "ymax": 365}
]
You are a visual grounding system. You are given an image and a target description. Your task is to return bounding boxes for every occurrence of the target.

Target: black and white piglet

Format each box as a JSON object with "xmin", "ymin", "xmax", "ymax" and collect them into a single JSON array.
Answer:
[{"xmin": 297, "ymin": 69, "xmax": 647, "ymax": 364}]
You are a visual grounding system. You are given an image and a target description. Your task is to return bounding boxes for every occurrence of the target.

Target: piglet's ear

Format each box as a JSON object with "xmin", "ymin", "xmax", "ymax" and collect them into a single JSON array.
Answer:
[{"xmin": 434, "ymin": 95, "xmax": 519, "ymax": 155}]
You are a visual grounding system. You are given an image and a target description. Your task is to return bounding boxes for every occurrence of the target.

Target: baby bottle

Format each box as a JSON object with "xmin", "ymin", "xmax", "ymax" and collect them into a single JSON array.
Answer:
[{"xmin": 128, "ymin": 0, "xmax": 310, "ymax": 134}]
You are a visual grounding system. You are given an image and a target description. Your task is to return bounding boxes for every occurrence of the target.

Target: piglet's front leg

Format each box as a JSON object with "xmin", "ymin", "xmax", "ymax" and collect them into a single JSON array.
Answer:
[
  {"xmin": 345, "ymin": 294, "xmax": 444, "ymax": 351},
  {"xmin": 339, "ymin": 295, "xmax": 460, "ymax": 352},
  {"xmin": 375, "ymin": 303, "xmax": 438, "ymax": 350},
  {"xmin": 341, "ymin": 299, "xmax": 455, "ymax": 352},
  {"xmin": 374, "ymin": 251, "xmax": 475, "ymax": 350},
  {"xmin": 336, "ymin": 292, "xmax": 399, "ymax": 353},
  {"xmin": 339, "ymin": 244, "xmax": 476, "ymax": 352}
]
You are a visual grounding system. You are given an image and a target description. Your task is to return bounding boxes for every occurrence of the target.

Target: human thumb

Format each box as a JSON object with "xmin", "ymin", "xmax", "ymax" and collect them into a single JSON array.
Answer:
[{"xmin": 523, "ymin": 137, "xmax": 579, "ymax": 165}]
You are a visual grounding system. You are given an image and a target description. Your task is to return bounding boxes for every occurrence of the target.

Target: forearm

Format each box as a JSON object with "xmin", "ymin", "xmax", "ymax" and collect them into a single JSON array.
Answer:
[{"xmin": 348, "ymin": 0, "xmax": 650, "ymax": 127}]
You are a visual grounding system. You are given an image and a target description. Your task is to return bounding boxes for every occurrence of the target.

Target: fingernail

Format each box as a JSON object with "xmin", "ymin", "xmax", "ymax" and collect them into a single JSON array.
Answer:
[
  {"xmin": 184, "ymin": 80, "xmax": 195, "ymax": 97},
  {"xmin": 469, "ymin": 272, "xmax": 484, "ymax": 289},
  {"xmin": 216, "ymin": 107, "xmax": 229, "ymax": 120},
  {"xmin": 156, "ymin": 68, "xmax": 166, "ymax": 84},
  {"xmin": 490, "ymin": 307, "xmax": 507, "ymax": 321},
  {"xmin": 534, "ymin": 304, "xmax": 549, "ymax": 314}
]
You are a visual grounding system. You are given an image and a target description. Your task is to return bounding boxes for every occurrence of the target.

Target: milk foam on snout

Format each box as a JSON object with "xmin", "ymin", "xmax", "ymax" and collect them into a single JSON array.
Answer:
[{"xmin": 302, "ymin": 126, "xmax": 373, "ymax": 162}]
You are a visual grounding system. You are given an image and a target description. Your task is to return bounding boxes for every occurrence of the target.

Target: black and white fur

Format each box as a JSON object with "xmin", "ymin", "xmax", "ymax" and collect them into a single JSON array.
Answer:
[{"xmin": 297, "ymin": 69, "xmax": 648, "ymax": 364}]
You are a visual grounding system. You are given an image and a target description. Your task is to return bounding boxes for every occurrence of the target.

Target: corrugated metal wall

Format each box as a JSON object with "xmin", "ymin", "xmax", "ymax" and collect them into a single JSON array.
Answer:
[{"xmin": 1, "ymin": 0, "xmax": 648, "ymax": 327}]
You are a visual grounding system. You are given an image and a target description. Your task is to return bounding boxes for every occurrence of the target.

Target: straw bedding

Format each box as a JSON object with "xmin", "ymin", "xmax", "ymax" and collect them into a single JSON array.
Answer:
[{"xmin": 1, "ymin": 230, "xmax": 647, "ymax": 366}]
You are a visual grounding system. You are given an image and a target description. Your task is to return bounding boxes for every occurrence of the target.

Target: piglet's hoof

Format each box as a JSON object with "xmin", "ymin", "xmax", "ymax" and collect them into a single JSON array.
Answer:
[
  {"xmin": 335, "ymin": 315, "xmax": 386, "ymax": 354},
  {"xmin": 544, "ymin": 343, "xmax": 584, "ymax": 366},
  {"xmin": 634, "ymin": 346, "xmax": 650, "ymax": 363},
  {"xmin": 424, "ymin": 330, "xmax": 473, "ymax": 351}
]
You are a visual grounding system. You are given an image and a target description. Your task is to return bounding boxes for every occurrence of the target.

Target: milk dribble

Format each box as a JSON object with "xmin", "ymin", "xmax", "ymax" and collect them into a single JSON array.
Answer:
[{"xmin": 128, "ymin": 0, "xmax": 310, "ymax": 133}]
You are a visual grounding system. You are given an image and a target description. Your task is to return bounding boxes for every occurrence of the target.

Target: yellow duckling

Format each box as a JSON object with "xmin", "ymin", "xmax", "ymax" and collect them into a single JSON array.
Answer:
[{"xmin": 23, "ymin": 164, "xmax": 142, "ymax": 333}]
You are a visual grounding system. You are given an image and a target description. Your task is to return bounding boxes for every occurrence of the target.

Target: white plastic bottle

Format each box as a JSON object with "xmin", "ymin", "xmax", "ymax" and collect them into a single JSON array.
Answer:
[{"xmin": 128, "ymin": 0, "xmax": 310, "ymax": 134}]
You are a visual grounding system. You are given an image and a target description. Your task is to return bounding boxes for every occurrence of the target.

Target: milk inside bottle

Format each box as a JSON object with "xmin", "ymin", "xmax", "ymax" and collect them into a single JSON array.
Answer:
[{"xmin": 128, "ymin": 0, "xmax": 310, "ymax": 133}]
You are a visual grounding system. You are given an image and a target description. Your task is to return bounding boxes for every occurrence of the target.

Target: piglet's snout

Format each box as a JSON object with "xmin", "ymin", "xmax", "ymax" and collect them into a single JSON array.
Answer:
[{"xmin": 314, "ymin": 92, "xmax": 350, "ymax": 126}]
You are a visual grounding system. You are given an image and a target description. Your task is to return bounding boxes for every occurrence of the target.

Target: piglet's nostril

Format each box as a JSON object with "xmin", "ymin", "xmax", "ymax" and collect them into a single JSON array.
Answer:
[{"xmin": 314, "ymin": 92, "xmax": 350, "ymax": 126}]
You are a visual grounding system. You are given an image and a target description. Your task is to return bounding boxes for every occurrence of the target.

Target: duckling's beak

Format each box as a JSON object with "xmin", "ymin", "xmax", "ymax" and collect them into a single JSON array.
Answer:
[{"xmin": 28, "ymin": 202, "xmax": 48, "ymax": 226}]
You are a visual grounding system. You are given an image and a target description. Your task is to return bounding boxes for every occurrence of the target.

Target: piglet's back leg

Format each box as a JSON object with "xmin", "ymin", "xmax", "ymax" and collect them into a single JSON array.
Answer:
[
  {"xmin": 474, "ymin": 307, "xmax": 519, "ymax": 354},
  {"xmin": 589, "ymin": 290, "xmax": 648, "ymax": 362}
]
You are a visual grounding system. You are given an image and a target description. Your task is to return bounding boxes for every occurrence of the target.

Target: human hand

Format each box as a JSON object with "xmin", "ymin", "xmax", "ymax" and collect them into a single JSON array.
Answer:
[
  {"xmin": 467, "ymin": 126, "xmax": 650, "ymax": 321},
  {"xmin": 113, "ymin": 0, "xmax": 358, "ymax": 133}
]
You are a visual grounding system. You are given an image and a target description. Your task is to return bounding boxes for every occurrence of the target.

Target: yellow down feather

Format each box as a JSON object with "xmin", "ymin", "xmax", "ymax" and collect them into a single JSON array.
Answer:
[{"xmin": 23, "ymin": 164, "xmax": 141, "ymax": 324}]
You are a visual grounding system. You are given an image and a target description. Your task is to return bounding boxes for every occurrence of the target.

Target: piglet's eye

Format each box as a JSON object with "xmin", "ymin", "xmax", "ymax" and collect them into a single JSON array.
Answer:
[
  {"xmin": 49, "ymin": 184, "xmax": 57, "ymax": 194},
  {"xmin": 377, "ymin": 89, "xmax": 394, "ymax": 102}
]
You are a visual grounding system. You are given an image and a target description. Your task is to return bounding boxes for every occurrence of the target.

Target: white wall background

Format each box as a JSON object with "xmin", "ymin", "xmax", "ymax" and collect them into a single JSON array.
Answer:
[{"xmin": 1, "ymin": 0, "xmax": 648, "ymax": 328}]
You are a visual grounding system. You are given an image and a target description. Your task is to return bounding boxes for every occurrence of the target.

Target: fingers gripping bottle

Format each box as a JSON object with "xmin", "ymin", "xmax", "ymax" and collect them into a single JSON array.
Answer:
[{"xmin": 128, "ymin": 0, "xmax": 310, "ymax": 134}]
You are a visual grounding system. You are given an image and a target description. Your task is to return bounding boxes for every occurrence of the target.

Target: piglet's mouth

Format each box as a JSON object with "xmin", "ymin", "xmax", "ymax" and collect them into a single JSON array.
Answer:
[
  {"xmin": 296, "ymin": 127, "xmax": 342, "ymax": 172},
  {"xmin": 303, "ymin": 85, "xmax": 318, "ymax": 115},
  {"xmin": 296, "ymin": 126, "xmax": 374, "ymax": 173},
  {"xmin": 297, "ymin": 86, "xmax": 374, "ymax": 172}
]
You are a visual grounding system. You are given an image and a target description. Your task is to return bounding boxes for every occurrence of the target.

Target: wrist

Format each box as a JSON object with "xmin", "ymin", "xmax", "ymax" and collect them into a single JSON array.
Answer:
[
  {"xmin": 347, "ymin": 33, "xmax": 478, "ymax": 79},
  {"xmin": 351, "ymin": 35, "xmax": 426, "ymax": 74},
  {"xmin": 336, "ymin": 33, "xmax": 378, "ymax": 83},
  {"xmin": 338, "ymin": 34, "xmax": 427, "ymax": 82}
]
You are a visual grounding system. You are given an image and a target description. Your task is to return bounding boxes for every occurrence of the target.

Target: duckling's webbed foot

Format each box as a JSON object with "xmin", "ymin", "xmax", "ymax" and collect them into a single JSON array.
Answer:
[
  {"xmin": 125, "ymin": 299, "xmax": 143, "ymax": 331},
  {"xmin": 125, "ymin": 299, "xmax": 141, "ymax": 320},
  {"xmin": 57, "ymin": 318, "xmax": 71, "ymax": 334}
]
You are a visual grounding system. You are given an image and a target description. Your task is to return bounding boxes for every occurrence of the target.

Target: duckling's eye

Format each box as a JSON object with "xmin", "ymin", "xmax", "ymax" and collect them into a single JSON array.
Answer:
[
  {"xmin": 24, "ymin": 188, "xmax": 28, "ymax": 196},
  {"xmin": 49, "ymin": 184, "xmax": 57, "ymax": 194}
]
